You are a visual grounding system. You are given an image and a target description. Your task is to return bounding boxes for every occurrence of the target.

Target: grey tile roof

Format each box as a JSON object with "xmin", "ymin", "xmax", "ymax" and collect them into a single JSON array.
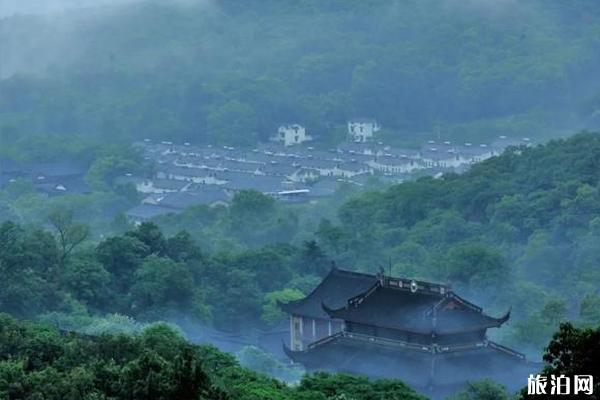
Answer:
[
  {"xmin": 374, "ymin": 156, "xmax": 416, "ymax": 166},
  {"xmin": 220, "ymin": 172, "xmax": 290, "ymax": 193},
  {"xmin": 456, "ymin": 145, "xmax": 493, "ymax": 157},
  {"xmin": 34, "ymin": 178, "xmax": 91, "ymax": 196},
  {"xmin": 256, "ymin": 162, "xmax": 300, "ymax": 176},
  {"xmin": 385, "ymin": 148, "xmax": 420, "ymax": 158},
  {"xmin": 301, "ymin": 158, "xmax": 339, "ymax": 170},
  {"xmin": 280, "ymin": 268, "xmax": 377, "ymax": 318},
  {"xmin": 26, "ymin": 161, "xmax": 87, "ymax": 178},
  {"xmin": 159, "ymin": 165, "xmax": 212, "ymax": 178},
  {"xmin": 0, "ymin": 158, "xmax": 22, "ymax": 174},
  {"xmin": 420, "ymin": 149, "xmax": 460, "ymax": 161},
  {"xmin": 152, "ymin": 179, "xmax": 190, "ymax": 190},
  {"xmin": 337, "ymin": 161, "xmax": 368, "ymax": 172}
]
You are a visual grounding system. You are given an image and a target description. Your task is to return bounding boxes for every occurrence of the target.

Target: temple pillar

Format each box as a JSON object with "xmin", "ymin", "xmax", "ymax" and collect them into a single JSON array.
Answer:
[{"xmin": 291, "ymin": 315, "xmax": 303, "ymax": 350}]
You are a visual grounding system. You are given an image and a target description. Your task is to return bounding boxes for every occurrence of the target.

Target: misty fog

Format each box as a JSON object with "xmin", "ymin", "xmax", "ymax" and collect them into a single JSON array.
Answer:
[{"xmin": 1, "ymin": 1, "xmax": 599, "ymax": 399}]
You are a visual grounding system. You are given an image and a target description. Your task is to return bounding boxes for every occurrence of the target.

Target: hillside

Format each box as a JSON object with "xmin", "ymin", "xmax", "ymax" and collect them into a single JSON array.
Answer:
[
  {"xmin": 1, "ymin": 132, "xmax": 600, "ymax": 398},
  {"xmin": 2, "ymin": 0, "xmax": 600, "ymax": 148},
  {"xmin": 320, "ymin": 132, "xmax": 600, "ymax": 350},
  {"xmin": 1, "ymin": 133, "xmax": 600, "ymax": 354},
  {"xmin": 0, "ymin": 313, "xmax": 426, "ymax": 400}
]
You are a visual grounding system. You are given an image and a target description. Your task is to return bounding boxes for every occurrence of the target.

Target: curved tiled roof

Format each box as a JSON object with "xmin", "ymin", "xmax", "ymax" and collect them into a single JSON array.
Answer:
[
  {"xmin": 278, "ymin": 268, "xmax": 377, "ymax": 319},
  {"xmin": 323, "ymin": 280, "xmax": 509, "ymax": 334}
]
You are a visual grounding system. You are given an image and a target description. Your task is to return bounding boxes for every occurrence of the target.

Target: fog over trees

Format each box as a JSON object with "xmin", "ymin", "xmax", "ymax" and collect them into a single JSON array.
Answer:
[
  {"xmin": 1, "ymin": 1, "xmax": 600, "ymax": 399},
  {"xmin": 1, "ymin": 0, "xmax": 600, "ymax": 147}
]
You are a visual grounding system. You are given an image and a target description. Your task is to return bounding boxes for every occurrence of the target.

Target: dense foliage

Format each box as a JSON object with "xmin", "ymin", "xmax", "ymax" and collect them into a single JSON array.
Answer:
[
  {"xmin": 521, "ymin": 322, "xmax": 600, "ymax": 400},
  {"xmin": 2, "ymin": 0, "xmax": 600, "ymax": 148},
  {"xmin": 0, "ymin": 313, "xmax": 425, "ymax": 400},
  {"xmin": 3, "ymin": 133, "xmax": 600, "ymax": 353},
  {"xmin": 3, "ymin": 2, "xmax": 600, "ymax": 397},
  {"xmin": 308, "ymin": 132, "xmax": 600, "ymax": 353},
  {"xmin": 0, "ymin": 214, "xmax": 332, "ymax": 332}
]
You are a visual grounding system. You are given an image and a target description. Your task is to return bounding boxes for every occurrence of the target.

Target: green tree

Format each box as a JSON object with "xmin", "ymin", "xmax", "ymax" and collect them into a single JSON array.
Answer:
[
  {"xmin": 229, "ymin": 190, "xmax": 276, "ymax": 223},
  {"xmin": 126, "ymin": 222, "xmax": 166, "ymax": 256},
  {"xmin": 295, "ymin": 240, "xmax": 330, "ymax": 276},
  {"xmin": 579, "ymin": 294, "xmax": 600, "ymax": 327},
  {"xmin": 206, "ymin": 100, "xmax": 258, "ymax": 146},
  {"xmin": 86, "ymin": 154, "xmax": 141, "ymax": 192},
  {"xmin": 63, "ymin": 255, "xmax": 111, "ymax": 309},
  {"xmin": 96, "ymin": 235, "xmax": 149, "ymax": 294},
  {"xmin": 448, "ymin": 379, "xmax": 512, "ymax": 400},
  {"xmin": 445, "ymin": 242, "xmax": 510, "ymax": 290},
  {"xmin": 522, "ymin": 323, "xmax": 600, "ymax": 400},
  {"xmin": 261, "ymin": 288, "xmax": 304, "ymax": 326},
  {"xmin": 131, "ymin": 256, "xmax": 195, "ymax": 316},
  {"xmin": 48, "ymin": 209, "xmax": 90, "ymax": 267}
]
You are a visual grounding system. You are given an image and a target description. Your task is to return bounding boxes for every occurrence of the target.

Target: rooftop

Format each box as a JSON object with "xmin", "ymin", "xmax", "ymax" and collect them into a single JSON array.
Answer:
[
  {"xmin": 325, "ymin": 279, "xmax": 509, "ymax": 334},
  {"xmin": 279, "ymin": 268, "xmax": 378, "ymax": 319}
]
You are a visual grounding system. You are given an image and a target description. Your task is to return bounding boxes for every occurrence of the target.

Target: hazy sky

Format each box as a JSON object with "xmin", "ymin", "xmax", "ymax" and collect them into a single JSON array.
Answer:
[
  {"xmin": 0, "ymin": 0, "xmax": 146, "ymax": 17},
  {"xmin": 0, "ymin": 0, "xmax": 209, "ymax": 18}
]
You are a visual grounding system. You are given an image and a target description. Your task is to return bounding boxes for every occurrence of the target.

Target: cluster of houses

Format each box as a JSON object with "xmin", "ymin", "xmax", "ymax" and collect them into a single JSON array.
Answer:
[
  {"xmin": 122, "ymin": 120, "xmax": 533, "ymax": 224},
  {"xmin": 0, "ymin": 158, "xmax": 89, "ymax": 196}
]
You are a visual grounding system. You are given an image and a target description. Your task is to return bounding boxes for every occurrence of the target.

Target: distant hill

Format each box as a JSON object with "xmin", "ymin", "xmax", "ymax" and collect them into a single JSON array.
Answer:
[
  {"xmin": 1, "ymin": 1, "xmax": 600, "ymax": 145},
  {"xmin": 322, "ymin": 131, "xmax": 600, "ymax": 349}
]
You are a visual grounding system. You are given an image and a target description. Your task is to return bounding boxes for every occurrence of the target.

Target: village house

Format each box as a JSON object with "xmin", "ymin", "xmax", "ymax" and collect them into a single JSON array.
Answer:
[
  {"xmin": 368, "ymin": 155, "xmax": 421, "ymax": 174},
  {"xmin": 271, "ymin": 124, "xmax": 313, "ymax": 146},
  {"xmin": 290, "ymin": 167, "xmax": 320, "ymax": 183},
  {"xmin": 457, "ymin": 143, "xmax": 495, "ymax": 164},
  {"xmin": 490, "ymin": 136, "xmax": 533, "ymax": 154},
  {"xmin": 420, "ymin": 148, "xmax": 461, "ymax": 169},
  {"xmin": 135, "ymin": 179, "xmax": 191, "ymax": 194},
  {"xmin": 255, "ymin": 161, "xmax": 301, "ymax": 177},
  {"xmin": 26, "ymin": 161, "xmax": 90, "ymax": 196},
  {"xmin": 218, "ymin": 171, "xmax": 294, "ymax": 195},
  {"xmin": 347, "ymin": 118, "xmax": 380, "ymax": 142},
  {"xmin": 156, "ymin": 166, "xmax": 227, "ymax": 185},
  {"xmin": 301, "ymin": 158, "xmax": 365, "ymax": 178},
  {"xmin": 132, "ymin": 133, "xmax": 525, "ymax": 209}
]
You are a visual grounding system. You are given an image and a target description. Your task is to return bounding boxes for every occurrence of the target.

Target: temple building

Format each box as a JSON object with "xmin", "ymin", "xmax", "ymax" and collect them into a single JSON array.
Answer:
[{"xmin": 280, "ymin": 267, "xmax": 539, "ymax": 397}]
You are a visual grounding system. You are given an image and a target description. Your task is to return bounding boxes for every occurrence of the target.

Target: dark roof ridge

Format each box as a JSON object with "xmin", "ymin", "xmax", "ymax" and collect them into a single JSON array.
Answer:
[
  {"xmin": 322, "ymin": 280, "xmax": 512, "ymax": 333},
  {"xmin": 279, "ymin": 268, "xmax": 337, "ymax": 310},
  {"xmin": 332, "ymin": 275, "xmax": 449, "ymax": 309},
  {"xmin": 278, "ymin": 267, "xmax": 366, "ymax": 310},
  {"xmin": 330, "ymin": 267, "xmax": 377, "ymax": 279},
  {"xmin": 444, "ymin": 292, "xmax": 482, "ymax": 313}
]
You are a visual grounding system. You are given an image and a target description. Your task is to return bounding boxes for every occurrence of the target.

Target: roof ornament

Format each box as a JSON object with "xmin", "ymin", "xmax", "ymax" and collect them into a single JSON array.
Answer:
[
  {"xmin": 331, "ymin": 260, "xmax": 338, "ymax": 270},
  {"xmin": 410, "ymin": 280, "xmax": 418, "ymax": 293},
  {"xmin": 377, "ymin": 266, "xmax": 385, "ymax": 285}
]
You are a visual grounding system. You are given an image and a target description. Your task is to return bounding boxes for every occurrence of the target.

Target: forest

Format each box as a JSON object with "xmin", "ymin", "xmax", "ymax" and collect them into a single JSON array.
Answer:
[
  {"xmin": 2, "ymin": 0, "xmax": 600, "ymax": 398},
  {"xmin": 1, "ymin": 133, "xmax": 600, "ymax": 399},
  {"xmin": 6, "ymin": 134, "xmax": 600, "ymax": 341},
  {"xmin": 1, "ymin": 314, "xmax": 598, "ymax": 399},
  {"xmin": 1, "ymin": 0, "xmax": 600, "ymax": 149}
]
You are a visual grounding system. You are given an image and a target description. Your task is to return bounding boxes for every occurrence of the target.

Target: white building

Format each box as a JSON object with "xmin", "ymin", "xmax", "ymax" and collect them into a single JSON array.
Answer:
[
  {"xmin": 456, "ymin": 143, "xmax": 495, "ymax": 165},
  {"xmin": 368, "ymin": 156, "xmax": 422, "ymax": 174},
  {"xmin": 419, "ymin": 142, "xmax": 464, "ymax": 169},
  {"xmin": 271, "ymin": 124, "xmax": 312, "ymax": 146},
  {"xmin": 348, "ymin": 119, "xmax": 381, "ymax": 142}
]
